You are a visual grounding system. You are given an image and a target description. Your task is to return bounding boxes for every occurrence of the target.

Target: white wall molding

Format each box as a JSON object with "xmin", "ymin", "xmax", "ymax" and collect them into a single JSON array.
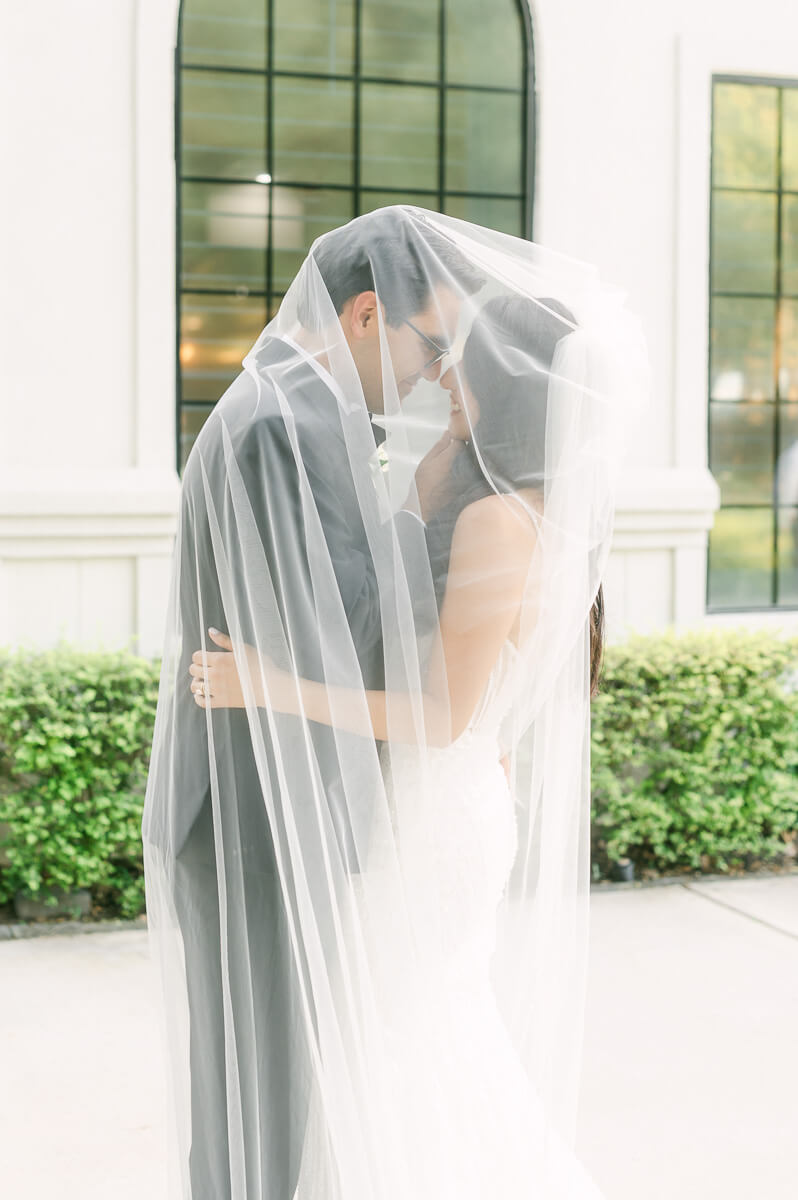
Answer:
[
  {"xmin": 134, "ymin": 0, "xmax": 182, "ymax": 477},
  {"xmin": 612, "ymin": 466, "xmax": 719, "ymax": 548}
]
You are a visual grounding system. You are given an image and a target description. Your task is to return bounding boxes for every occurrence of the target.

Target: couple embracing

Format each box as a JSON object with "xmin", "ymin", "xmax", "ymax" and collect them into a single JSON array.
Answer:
[{"xmin": 142, "ymin": 205, "xmax": 645, "ymax": 1199}]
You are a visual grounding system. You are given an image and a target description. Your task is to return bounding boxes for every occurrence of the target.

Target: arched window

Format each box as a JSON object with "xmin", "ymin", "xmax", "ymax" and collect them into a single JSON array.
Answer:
[
  {"xmin": 708, "ymin": 76, "xmax": 798, "ymax": 609},
  {"xmin": 176, "ymin": 0, "xmax": 535, "ymax": 469}
]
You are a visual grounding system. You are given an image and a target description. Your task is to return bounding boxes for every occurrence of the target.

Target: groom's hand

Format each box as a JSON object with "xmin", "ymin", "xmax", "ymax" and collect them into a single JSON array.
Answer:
[{"xmin": 405, "ymin": 433, "xmax": 464, "ymax": 523}]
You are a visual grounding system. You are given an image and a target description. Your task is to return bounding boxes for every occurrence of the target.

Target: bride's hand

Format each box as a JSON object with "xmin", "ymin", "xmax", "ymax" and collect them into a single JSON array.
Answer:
[
  {"xmin": 403, "ymin": 432, "xmax": 464, "ymax": 522},
  {"xmin": 189, "ymin": 628, "xmax": 282, "ymax": 710}
]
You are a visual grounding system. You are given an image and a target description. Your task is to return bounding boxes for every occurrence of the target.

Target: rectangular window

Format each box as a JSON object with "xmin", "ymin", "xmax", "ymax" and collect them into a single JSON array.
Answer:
[{"xmin": 708, "ymin": 77, "xmax": 798, "ymax": 610}]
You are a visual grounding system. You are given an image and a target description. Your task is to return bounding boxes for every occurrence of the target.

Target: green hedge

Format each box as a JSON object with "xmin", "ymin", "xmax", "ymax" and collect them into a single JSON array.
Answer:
[
  {"xmin": 591, "ymin": 629, "xmax": 798, "ymax": 877},
  {"xmin": 0, "ymin": 645, "xmax": 160, "ymax": 918},
  {"xmin": 1, "ymin": 631, "xmax": 797, "ymax": 921}
]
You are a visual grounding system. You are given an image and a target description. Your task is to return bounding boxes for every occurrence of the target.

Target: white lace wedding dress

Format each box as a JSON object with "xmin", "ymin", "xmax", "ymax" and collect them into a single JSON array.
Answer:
[{"xmin": 292, "ymin": 642, "xmax": 605, "ymax": 1199}]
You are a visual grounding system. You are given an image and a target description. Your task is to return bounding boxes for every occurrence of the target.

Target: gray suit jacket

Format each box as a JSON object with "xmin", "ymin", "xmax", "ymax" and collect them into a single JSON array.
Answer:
[{"xmin": 144, "ymin": 336, "xmax": 422, "ymax": 870}]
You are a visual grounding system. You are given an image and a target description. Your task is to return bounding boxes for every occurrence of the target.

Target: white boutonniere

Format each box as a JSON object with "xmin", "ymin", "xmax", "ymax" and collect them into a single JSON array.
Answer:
[{"xmin": 368, "ymin": 442, "xmax": 392, "ymax": 523}]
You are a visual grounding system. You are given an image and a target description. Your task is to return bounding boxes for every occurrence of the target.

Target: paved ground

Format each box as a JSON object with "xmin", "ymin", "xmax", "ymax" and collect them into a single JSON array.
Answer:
[{"xmin": 2, "ymin": 874, "xmax": 796, "ymax": 1199}]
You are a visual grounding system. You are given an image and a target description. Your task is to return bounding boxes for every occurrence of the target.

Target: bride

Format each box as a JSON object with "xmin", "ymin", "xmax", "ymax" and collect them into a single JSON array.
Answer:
[{"xmin": 144, "ymin": 206, "xmax": 645, "ymax": 1199}]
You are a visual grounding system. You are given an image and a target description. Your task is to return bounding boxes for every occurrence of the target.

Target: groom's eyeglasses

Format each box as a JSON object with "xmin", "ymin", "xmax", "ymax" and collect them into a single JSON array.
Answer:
[{"xmin": 403, "ymin": 319, "xmax": 451, "ymax": 370}]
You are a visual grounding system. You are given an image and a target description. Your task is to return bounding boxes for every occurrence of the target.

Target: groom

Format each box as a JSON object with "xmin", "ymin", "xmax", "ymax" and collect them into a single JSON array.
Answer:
[{"xmin": 151, "ymin": 208, "xmax": 482, "ymax": 1199}]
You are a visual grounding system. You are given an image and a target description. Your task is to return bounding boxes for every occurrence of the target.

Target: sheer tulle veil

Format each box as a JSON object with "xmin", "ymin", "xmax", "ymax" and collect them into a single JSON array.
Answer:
[{"xmin": 141, "ymin": 205, "xmax": 648, "ymax": 1199}]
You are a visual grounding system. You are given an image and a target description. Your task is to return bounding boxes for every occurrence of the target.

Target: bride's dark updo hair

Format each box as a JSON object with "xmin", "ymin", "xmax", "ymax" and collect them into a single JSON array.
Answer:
[{"xmin": 425, "ymin": 293, "xmax": 606, "ymax": 698}]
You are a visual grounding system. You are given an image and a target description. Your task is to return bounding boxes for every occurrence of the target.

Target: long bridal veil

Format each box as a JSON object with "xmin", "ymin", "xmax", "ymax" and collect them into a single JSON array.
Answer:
[{"xmin": 142, "ymin": 206, "xmax": 647, "ymax": 1199}]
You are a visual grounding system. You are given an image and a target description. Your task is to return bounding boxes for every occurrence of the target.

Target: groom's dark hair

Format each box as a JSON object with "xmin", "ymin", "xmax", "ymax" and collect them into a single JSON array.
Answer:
[{"xmin": 298, "ymin": 206, "xmax": 483, "ymax": 329}]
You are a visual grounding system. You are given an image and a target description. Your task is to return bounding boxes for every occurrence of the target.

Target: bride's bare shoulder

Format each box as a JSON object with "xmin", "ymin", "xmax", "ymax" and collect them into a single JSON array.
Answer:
[{"xmin": 454, "ymin": 490, "xmax": 540, "ymax": 553}]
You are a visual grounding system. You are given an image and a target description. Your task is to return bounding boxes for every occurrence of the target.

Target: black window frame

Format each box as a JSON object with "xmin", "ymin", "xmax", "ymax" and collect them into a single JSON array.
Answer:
[
  {"xmin": 174, "ymin": 0, "xmax": 537, "ymax": 473},
  {"xmin": 707, "ymin": 72, "xmax": 798, "ymax": 613}
]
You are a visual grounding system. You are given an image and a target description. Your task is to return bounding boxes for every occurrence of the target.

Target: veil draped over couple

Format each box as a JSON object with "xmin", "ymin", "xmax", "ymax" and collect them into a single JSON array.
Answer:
[{"xmin": 142, "ymin": 205, "xmax": 647, "ymax": 1199}]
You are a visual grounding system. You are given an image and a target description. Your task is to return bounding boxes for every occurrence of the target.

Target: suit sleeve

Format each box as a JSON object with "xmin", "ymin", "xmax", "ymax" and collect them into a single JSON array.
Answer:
[{"xmin": 239, "ymin": 411, "xmax": 424, "ymax": 671}]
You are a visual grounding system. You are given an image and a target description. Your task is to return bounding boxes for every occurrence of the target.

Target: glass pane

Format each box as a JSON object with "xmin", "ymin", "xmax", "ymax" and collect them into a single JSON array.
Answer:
[
  {"xmin": 710, "ymin": 297, "xmax": 776, "ymax": 401},
  {"xmin": 444, "ymin": 194, "xmax": 523, "ymax": 237},
  {"xmin": 268, "ymin": 295, "xmax": 286, "ymax": 322},
  {"xmin": 777, "ymin": 403, "xmax": 798, "ymax": 506},
  {"xmin": 180, "ymin": 404, "xmax": 216, "ymax": 472},
  {"xmin": 274, "ymin": 0, "xmax": 354, "ymax": 75},
  {"xmin": 782, "ymin": 86, "xmax": 798, "ymax": 191},
  {"xmin": 708, "ymin": 508, "xmax": 773, "ymax": 608},
  {"xmin": 182, "ymin": 0, "xmax": 267, "ymax": 71},
  {"xmin": 360, "ymin": 84, "xmax": 439, "ymax": 190},
  {"xmin": 273, "ymin": 77, "xmax": 354, "ymax": 186},
  {"xmin": 710, "ymin": 190, "xmax": 777, "ymax": 294},
  {"xmin": 271, "ymin": 188, "xmax": 353, "ymax": 290},
  {"xmin": 712, "ymin": 82, "xmax": 779, "ymax": 190},
  {"xmin": 779, "ymin": 301, "xmax": 798, "ymax": 401},
  {"xmin": 709, "ymin": 402, "xmax": 774, "ymax": 505},
  {"xmin": 181, "ymin": 181, "xmax": 268, "ymax": 291},
  {"xmin": 782, "ymin": 195, "xmax": 798, "ymax": 296},
  {"xmin": 181, "ymin": 70, "xmax": 267, "ymax": 181},
  {"xmin": 358, "ymin": 191, "xmax": 440, "ymax": 215},
  {"xmin": 361, "ymin": 0, "xmax": 439, "ymax": 82},
  {"xmin": 777, "ymin": 507, "xmax": 798, "ymax": 604},
  {"xmin": 180, "ymin": 293, "xmax": 267, "ymax": 402},
  {"xmin": 447, "ymin": 0, "xmax": 523, "ymax": 90},
  {"xmin": 445, "ymin": 91, "xmax": 523, "ymax": 195}
]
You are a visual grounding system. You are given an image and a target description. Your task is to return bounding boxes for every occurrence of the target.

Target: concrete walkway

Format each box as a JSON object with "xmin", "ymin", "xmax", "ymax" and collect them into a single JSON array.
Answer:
[{"xmin": 2, "ymin": 874, "xmax": 796, "ymax": 1199}]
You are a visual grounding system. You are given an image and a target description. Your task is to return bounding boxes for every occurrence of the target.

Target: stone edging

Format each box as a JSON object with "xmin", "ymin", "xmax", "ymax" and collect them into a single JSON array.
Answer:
[
  {"xmin": 1, "ymin": 866, "xmax": 796, "ymax": 940},
  {"xmin": 591, "ymin": 864, "xmax": 798, "ymax": 893},
  {"xmin": 0, "ymin": 914, "xmax": 148, "ymax": 941}
]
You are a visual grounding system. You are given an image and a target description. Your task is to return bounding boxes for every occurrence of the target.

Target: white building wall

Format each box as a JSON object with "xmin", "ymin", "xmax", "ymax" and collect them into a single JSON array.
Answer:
[
  {"xmin": 0, "ymin": 0, "xmax": 795, "ymax": 656},
  {"xmin": 533, "ymin": 0, "xmax": 797, "ymax": 638},
  {"xmin": 0, "ymin": 1, "xmax": 180, "ymax": 656}
]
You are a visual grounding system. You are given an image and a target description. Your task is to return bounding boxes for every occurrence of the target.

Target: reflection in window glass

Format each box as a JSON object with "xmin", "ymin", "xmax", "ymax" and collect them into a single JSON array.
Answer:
[
  {"xmin": 271, "ymin": 189, "xmax": 354, "ymax": 291},
  {"xmin": 712, "ymin": 83, "xmax": 779, "ymax": 190},
  {"xmin": 707, "ymin": 508, "xmax": 773, "ymax": 608},
  {"xmin": 180, "ymin": 294, "xmax": 267, "ymax": 403},
  {"xmin": 709, "ymin": 403, "xmax": 774, "ymax": 506},
  {"xmin": 780, "ymin": 302, "xmax": 798, "ymax": 402},
  {"xmin": 777, "ymin": 404, "xmax": 798, "ymax": 506},
  {"xmin": 274, "ymin": 0, "xmax": 354, "ymax": 75},
  {"xmin": 181, "ymin": 71, "xmax": 267, "ymax": 181},
  {"xmin": 182, "ymin": 0, "xmax": 267, "ymax": 71},
  {"xmin": 181, "ymin": 181, "xmax": 269, "ymax": 292},
  {"xmin": 446, "ymin": 91, "xmax": 523, "ymax": 195},
  {"xmin": 361, "ymin": 0, "xmax": 439, "ymax": 83},
  {"xmin": 274, "ymin": 78, "xmax": 354, "ymax": 186},
  {"xmin": 777, "ymin": 508, "xmax": 798, "ymax": 603},
  {"xmin": 710, "ymin": 191, "xmax": 777, "ymax": 295},
  {"xmin": 358, "ymin": 190, "xmax": 437, "ymax": 215},
  {"xmin": 181, "ymin": 404, "xmax": 216, "ymax": 471},
  {"xmin": 782, "ymin": 88, "xmax": 798, "ymax": 190},
  {"xmin": 360, "ymin": 85, "xmax": 439, "ymax": 190},
  {"xmin": 710, "ymin": 297, "xmax": 776, "ymax": 401},
  {"xmin": 446, "ymin": 0, "xmax": 523, "ymax": 90},
  {"xmin": 708, "ymin": 78, "xmax": 798, "ymax": 610},
  {"xmin": 444, "ymin": 195, "xmax": 523, "ymax": 238},
  {"xmin": 181, "ymin": 181, "xmax": 268, "ymax": 292},
  {"xmin": 782, "ymin": 196, "xmax": 798, "ymax": 296}
]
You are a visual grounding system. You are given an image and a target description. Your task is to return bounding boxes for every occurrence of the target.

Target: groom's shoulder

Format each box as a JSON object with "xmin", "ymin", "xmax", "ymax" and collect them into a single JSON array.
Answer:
[{"xmin": 223, "ymin": 363, "xmax": 340, "ymax": 465}]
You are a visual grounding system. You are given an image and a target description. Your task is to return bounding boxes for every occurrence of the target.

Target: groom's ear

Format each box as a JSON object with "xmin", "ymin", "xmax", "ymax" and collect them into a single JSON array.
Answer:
[{"xmin": 348, "ymin": 291, "xmax": 380, "ymax": 340}]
